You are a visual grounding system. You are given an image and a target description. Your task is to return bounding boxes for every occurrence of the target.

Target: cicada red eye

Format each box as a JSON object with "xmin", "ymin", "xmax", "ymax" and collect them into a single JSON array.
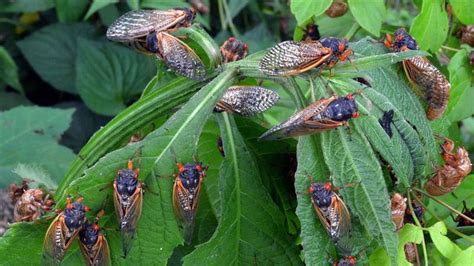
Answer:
[
  {"xmin": 214, "ymin": 86, "xmax": 280, "ymax": 116},
  {"xmin": 79, "ymin": 211, "xmax": 111, "ymax": 266},
  {"xmin": 42, "ymin": 197, "xmax": 89, "ymax": 265},
  {"xmin": 324, "ymin": 182, "xmax": 332, "ymax": 191},
  {"xmin": 113, "ymin": 161, "xmax": 143, "ymax": 257}
]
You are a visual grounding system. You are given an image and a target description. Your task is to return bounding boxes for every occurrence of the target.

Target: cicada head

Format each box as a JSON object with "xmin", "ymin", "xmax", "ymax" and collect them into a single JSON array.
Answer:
[
  {"xmin": 64, "ymin": 197, "xmax": 90, "ymax": 231},
  {"xmin": 220, "ymin": 37, "xmax": 249, "ymax": 63},
  {"xmin": 335, "ymin": 256, "xmax": 357, "ymax": 266},
  {"xmin": 302, "ymin": 23, "xmax": 320, "ymax": 41},
  {"xmin": 309, "ymin": 182, "xmax": 333, "ymax": 210},
  {"xmin": 320, "ymin": 37, "xmax": 352, "ymax": 67},
  {"xmin": 323, "ymin": 94, "xmax": 359, "ymax": 122},
  {"xmin": 79, "ymin": 211, "xmax": 110, "ymax": 266},
  {"xmin": 177, "ymin": 162, "xmax": 206, "ymax": 196},
  {"xmin": 392, "ymin": 28, "xmax": 418, "ymax": 52},
  {"xmin": 174, "ymin": 8, "xmax": 196, "ymax": 28},
  {"xmin": 115, "ymin": 164, "xmax": 140, "ymax": 199}
]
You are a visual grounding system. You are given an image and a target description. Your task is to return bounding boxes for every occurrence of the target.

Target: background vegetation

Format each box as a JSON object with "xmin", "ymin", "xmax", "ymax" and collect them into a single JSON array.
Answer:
[{"xmin": 0, "ymin": 0, "xmax": 473, "ymax": 265}]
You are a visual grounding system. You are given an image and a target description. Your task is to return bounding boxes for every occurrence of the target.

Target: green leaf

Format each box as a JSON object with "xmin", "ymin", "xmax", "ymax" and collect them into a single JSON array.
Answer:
[
  {"xmin": 12, "ymin": 163, "xmax": 58, "ymax": 189},
  {"xmin": 427, "ymin": 222, "xmax": 461, "ymax": 260},
  {"xmin": 76, "ymin": 39, "xmax": 156, "ymax": 116},
  {"xmin": 0, "ymin": 46, "xmax": 22, "ymax": 93},
  {"xmin": 0, "ymin": 106, "xmax": 75, "ymax": 188},
  {"xmin": 450, "ymin": 0, "xmax": 474, "ymax": 24},
  {"xmin": 397, "ymin": 224, "xmax": 423, "ymax": 266},
  {"xmin": 0, "ymin": 0, "xmax": 54, "ymax": 12},
  {"xmin": 450, "ymin": 246, "xmax": 474, "ymax": 266},
  {"xmin": 446, "ymin": 49, "xmax": 474, "ymax": 122},
  {"xmin": 410, "ymin": 0, "xmax": 449, "ymax": 52},
  {"xmin": 347, "ymin": 0, "xmax": 386, "ymax": 36},
  {"xmin": 0, "ymin": 91, "xmax": 31, "ymax": 111},
  {"xmin": 290, "ymin": 0, "xmax": 332, "ymax": 26},
  {"xmin": 17, "ymin": 23, "xmax": 97, "ymax": 94},
  {"xmin": 183, "ymin": 113, "xmax": 301, "ymax": 265},
  {"xmin": 84, "ymin": 0, "xmax": 118, "ymax": 20},
  {"xmin": 0, "ymin": 223, "xmax": 49, "ymax": 264},
  {"xmin": 55, "ymin": 0, "xmax": 89, "ymax": 22},
  {"xmin": 127, "ymin": 0, "xmax": 140, "ymax": 10}
]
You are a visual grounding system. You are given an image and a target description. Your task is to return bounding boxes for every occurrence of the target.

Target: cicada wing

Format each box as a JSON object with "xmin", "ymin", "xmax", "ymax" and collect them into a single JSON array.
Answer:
[
  {"xmin": 330, "ymin": 194, "xmax": 353, "ymax": 256},
  {"xmin": 259, "ymin": 40, "xmax": 332, "ymax": 76},
  {"xmin": 42, "ymin": 214, "xmax": 67, "ymax": 265},
  {"xmin": 107, "ymin": 9, "xmax": 188, "ymax": 41},
  {"xmin": 258, "ymin": 96, "xmax": 337, "ymax": 140},
  {"xmin": 173, "ymin": 178, "xmax": 201, "ymax": 244},
  {"xmin": 218, "ymin": 86, "xmax": 280, "ymax": 116},
  {"xmin": 157, "ymin": 32, "xmax": 206, "ymax": 80},
  {"xmin": 121, "ymin": 187, "xmax": 143, "ymax": 257},
  {"xmin": 79, "ymin": 234, "xmax": 111, "ymax": 266},
  {"xmin": 311, "ymin": 202, "xmax": 332, "ymax": 235}
]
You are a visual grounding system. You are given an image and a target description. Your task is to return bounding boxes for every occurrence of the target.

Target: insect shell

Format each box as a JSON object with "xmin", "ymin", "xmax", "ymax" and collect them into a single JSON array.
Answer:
[
  {"xmin": 9, "ymin": 181, "xmax": 54, "ymax": 222},
  {"xmin": 404, "ymin": 242, "xmax": 420, "ymax": 265},
  {"xmin": 220, "ymin": 37, "xmax": 249, "ymax": 63},
  {"xmin": 79, "ymin": 211, "xmax": 111, "ymax": 266},
  {"xmin": 334, "ymin": 256, "xmax": 357, "ymax": 266},
  {"xmin": 390, "ymin": 193, "xmax": 407, "ymax": 232},
  {"xmin": 259, "ymin": 94, "xmax": 359, "ymax": 140},
  {"xmin": 325, "ymin": 0, "xmax": 348, "ymax": 17},
  {"xmin": 214, "ymin": 86, "xmax": 280, "ymax": 116},
  {"xmin": 385, "ymin": 28, "xmax": 450, "ymax": 120},
  {"xmin": 113, "ymin": 160, "xmax": 143, "ymax": 257},
  {"xmin": 43, "ymin": 197, "xmax": 90, "ymax": 265},
  {"xmin": 259, "ymin": 40, "xmax": 332, "ymax": 76},
  {"xmin": 456, "ymin": 201, "xmax": 474, "ymax": 227},
  {"xmin": 379, "ymin": 110, "xmax": 394, "ymax": 138},
  {"xmin": 425, "ymin": 138, "xmax": 472, "ymax": 196},
  {"xmin": 309, "ymin": 182, "xmax": 352, "ymax": 243},
  {"xmin": 173, "ymin": 160, "xmax": 207, "ymax": 242}
]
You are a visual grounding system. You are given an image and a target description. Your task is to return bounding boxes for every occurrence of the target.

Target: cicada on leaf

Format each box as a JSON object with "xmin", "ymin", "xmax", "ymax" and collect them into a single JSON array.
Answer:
[
  {"xmin": 113, "ymin": 160, "xmax": 143, "ymax": 257},
  {"xmin": 385, "ymin": 28, "xmax": 450, "ymax": 120},
  {"xmin": 334, "ymin": 256, "xmax": 357, "ymax": 266},
  {"xmin": 425, "ymin": 137, "xmax": 471, "ymax": 196},
  {"xmin": 259, "ymin": 93, "xmax": 359, "ymax": 140},
  {"xmin": 309, "ymin": 182, "xmax": 352, "ymax": 254},
  {"xmin": 379, "ymin": 110, "xmax": 394, "ymax": 138},
  {"xmin": 79, "ymin": 211, "xmax": 111, "ymax": 266},
  {"xmin": 390, "ymin": 193, "xmax": 407, "ymax": 232},
  {"xmin": 220, "ymin": 37, "xmax": 248, "ymax": 63},
  {"xmin": 43, "ymin": 196, "xmax": 89, "ymax": 265},
  {"xmin": 214, "ymin": 86, "xmax": 280, "ymax": 116},
  {"xmin": 173, "ymin": 159, "xmax": 207, "ymax": 243}
]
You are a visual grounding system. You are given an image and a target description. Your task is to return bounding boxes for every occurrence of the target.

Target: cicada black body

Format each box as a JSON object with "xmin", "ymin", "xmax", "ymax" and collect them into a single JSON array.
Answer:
[
  {"xmin": 173, "ymin": 160, "xmax": 207, "ymax": 243},
  {"xmin": 259, "ymin": 40, "xmax": 332, "ymax": 76},
  {"xmin": 385, "ymin": 28, "xmax": 450, "ymax": 120},
  {"xmin": 220, "ymin": 37, "xmax": 248, "ymax": 63},
  {"xmin": 302, "ymin": 23, "xmax": 320, "ymax": 41},
  {"xmin": 43, "ymin": 196, "xmax": 89, "ymax": 265},
  {"xmin": 390, "ymin": 193, "xmax": 407, "ymax": 232},
  {"xmin": 113, "ymin": 160, "xmax": 143, "ymax": 257},
  {"xmin": 79, "ymin": 211, "xmax": 111, "ymax": 266},
  {"xmin": 456, "ymin": 201, "xmax": 474, "ymax": 227},
  {"xmin": 214, "ymin": 86, "xmax": 280, "ymax": 116},
  {"xmin": 259, "ymin": 94, "xmax": 359, "ymax": 140},
  {"xmin": 334, "ymin": 256, "xmax": 357, "ymax": 266},
  {"xmin": 404, "ymin": 200, "xmax": 424, "ymax": 225},
  {"xmin": 379, "ymin": 110, "xmax": 394, "ymax": 138},
  {"xmin": 319, "ymin": 37, "xmax": 353, "ymax": 70}
]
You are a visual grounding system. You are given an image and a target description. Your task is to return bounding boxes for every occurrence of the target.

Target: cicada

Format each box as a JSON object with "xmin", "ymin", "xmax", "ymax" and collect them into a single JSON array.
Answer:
[
  {"xmin": 319, "ymin": 37, "xmax": 353, "ymax": 70},
  {"xmin": 309, "ymin": 182, "xmax": 352, "ymax": 244},
  {"xmin": 379, "ymin": 110, "xmax": 394, "ymax": 138},
  {"xmin": 113, "ymin": 160, "xmax": 143, "ymax": 257},
  {"xmin": 220, "ymin": 37, "xmax": 248, "ymax": 63},
  {"xmin": 404, "ymin": 200, "xmax": 424, "ymax": 225},
  {"xmin": 173, "ymin": 159, "xmax": 207, "ymax": 243},
  {"xmin": 214, "ymin": 86, "xmax": 280, "ymax": 116},
  {"xmin": 425, "ymin": 137, "xmax": 472, "ymax": 196},
  {"xmin": 334, "ymin": 256, "xmax": 357, "ymax": 266},
  {"xmin": 385, "ymin": 28, "xmax": 450, "ymax": 120},
  {"xmin": 43, "ymin": 196, "xmax": 89, "ymax": 265},
  {"xmin": 302, "ymin": 23, "xmax": 320, "ymax": 41},
  {"xmin": 9, "ymin": 180, "xmax": 54, "ymax": 222},
  {"xmin": 79, "ymin": 211, "xmax": 111, "ymax": 266},
  {"xmin": 390, "ymin": 193, "xmax": 407, "ymax": 232},
  {"xmin": 455, "ymin": 201, "xmax": 474, "ymax": 227},
  {"xmin": 107, "ymin": 8, "xmax": 206, "ymax": 80},
  {"xmin": 259, "ymin": 93, "xmax": 359, "ymax": 140}
]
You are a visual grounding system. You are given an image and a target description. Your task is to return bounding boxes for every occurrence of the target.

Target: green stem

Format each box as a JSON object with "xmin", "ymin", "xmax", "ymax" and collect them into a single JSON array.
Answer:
[
  {"xmin": 221, "ymin": 0, "xmax": 240, "ymax": 37},
  {"xmin": 217, "ymin": 0, "xmax": 227, "ymax": 31},
  {"xmin": 344, "ymin": 23, "xmax": 359, "ymax": 40},
  {"xmin": 441, "ymin": 45, "xmax": 461, "ymax": 52},
  {"xmin": 407, "ymin": 192, "xmax": 428, "ymax": 266}
]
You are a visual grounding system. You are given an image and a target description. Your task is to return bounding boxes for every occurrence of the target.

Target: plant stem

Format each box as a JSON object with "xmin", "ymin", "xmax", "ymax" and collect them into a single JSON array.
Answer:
[
  {"xmin": 221, "ymin": 0, "xmax": 240, "ymax": 37},
  {"xmin": 407, "ymin": 192, "xmax": 428, "ymax": 266},
  {"xmin": 344, "ymin": 23, "xmax": 359, "ymax": 40},
  {"xmin": 441, "ymin": 45, "xmax": 461, "ymax": 52},
  {"xmin": 412, "ymin": 187, "xmax": 474, "ymax": 224},
  {"xmin": 217, "ymin": 0, "xmax": 227, "ymax": 31}
]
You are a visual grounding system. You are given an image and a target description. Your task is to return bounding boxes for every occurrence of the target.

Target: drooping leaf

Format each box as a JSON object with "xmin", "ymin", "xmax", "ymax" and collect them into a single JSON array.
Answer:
[
  {"xmin": 0, "ymin": 46, "xmax": 23, "ymax": 93},
  {"xmin": 55, "ymin": 0, "xmax": 89, "ymax": 22},
  {"xmin": 17, "ymin": 23, "xmax": 97, "ymax": 94},
  {"xmin": 347, "ymin": 0, "xmax": 386, "ymax": 37},
  {"xmin": 410, "ymin": 0, "xmax": 449, "ymax": 52},
  {"xmin": 427, "ymin": 222, "xmax": 461, "ymax": 260},
  {"xmin": 290, "ymin": 0, "xmax": 332, "ymax": 26},
  {"xmin": 182, "ymin": 113, "xmax": 301, "ymax": 265},
  {"xmin": 397, "ymin": 223, "xmax": 423, "ymax": 266},
  {"xmin": 446, "ymin": 49, "xmax": 474, "ymax": 122},
  {"xmin": 84, "ymin": 0, "xmax": 118, "ymax": 20},
  {"xmin": 0, "ymin": 0, "xmax": 54, "ymax": 12},
  {"xmin": 0, "ymin": 106, "xmax": 75, "ymax": 188},
  {"xmin": 450, "ymin": 246, "xmax": 474, "ymax": 266},
  {"xmin": 450, "ymin": 0, "xmax": 474, "ymax": 24},
  {"xmin": 76, "ymin": 39, "xmax": 156, "ymax": 116}
]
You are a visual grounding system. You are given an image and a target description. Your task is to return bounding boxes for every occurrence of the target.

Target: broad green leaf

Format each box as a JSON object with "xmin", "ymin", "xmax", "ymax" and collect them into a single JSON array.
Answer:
[
  {"xmin": 410, "ymin": 0, "xmax": 449, "ymax": 52},
  {"xmin": 76, "ymin": 39, "xmax": 156, "ymax": 116},
  {"xmin": 427, "ymin": 222, "xmax": 461, "ymax": 260},
  {"xmin": 183, "ymin": 114, "xmax": 301, "ymax": 265},
  {"xmin": 12, "ymin": 163, "xmax": 58, "ymax": 189},
  {"xmin": 290, "ymin": 0, "xmax": 332, "ymax": 26},
  {"xmin": 98, "ymin": 3, "xmax": 120, "ymax": 26},
  {"xmin": 0, "ymin": 91, "xmax": 31, "ymax": 111},
  {"xmin": 55, "ymin": 0, "xmax": 89, "ymax": 22},
  {"xmin": 84, "ymin": 0, "xmax": 118, "ymax": 20},
  {"xmin": 450, "ymin": 0, "xmax": 474, "ymax": 24},
  {"xmin": 0, "ymin": 46, "xmax": 22, "ymax": 93},
  {"xmin": 0, "ymin": 106, "xmax": 75, "ymax": 188},
  {"xmin": 348, "ymin": 0, "xmax": 386, "ymax": 36},
  {"xmin": 229, "ymin": 0, "xmax": 249, "ymax": 18},
  {"xmin": 397, "ymin": 223, "xmax": 423, "ymax": 266},
  {"xmin": 447, "ymin": 49, "xmax": 474, "ymax": 122},
  {"xmin": 0, "ymin": 0, "xmax": 54, "ymax": 12},
  {"xmin": 450, "ymin": 246, "xmax": 474, "ymax": 266},
  {"xmin": 17, "ymin": 23, "xmax": 97, "ymax": 94},
  {"xmin": 0, "ymin": 223, "xmax": 49, "ymax": 264}
]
